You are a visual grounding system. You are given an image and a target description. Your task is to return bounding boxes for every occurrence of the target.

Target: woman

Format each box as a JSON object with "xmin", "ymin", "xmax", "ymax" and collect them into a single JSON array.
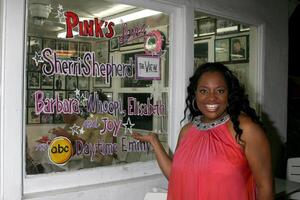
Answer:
[{"xmin": 133, "ymin": 63, "xmax": 273, "ymax": 200}]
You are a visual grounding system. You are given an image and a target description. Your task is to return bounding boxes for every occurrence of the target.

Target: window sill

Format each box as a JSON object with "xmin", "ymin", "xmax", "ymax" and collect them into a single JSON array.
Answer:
[{"xmin": 24, "ymin": 160, "xmax": 161, "ymax": 195}]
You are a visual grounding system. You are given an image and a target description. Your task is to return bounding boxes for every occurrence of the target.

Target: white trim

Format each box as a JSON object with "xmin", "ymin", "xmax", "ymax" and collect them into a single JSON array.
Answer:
[
  {"xmin": 0, "ymin": 0, "xmax": 5, "ymax": 197},
  {"xmin": 256, "ymin": 24, "xmax": 266, "ymax": 115},
  {"xmin": 24, "ymin": 160, "xmax": 161, "ymax": 194},
  {"xmin": 0, "ymin": 0, "xmax": 25, "ymax": 199}
]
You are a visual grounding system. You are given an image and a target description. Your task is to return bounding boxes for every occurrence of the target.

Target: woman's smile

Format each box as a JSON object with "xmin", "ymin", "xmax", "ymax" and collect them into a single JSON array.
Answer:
[{"xmin": 195, "ymin": 71, "xmax": 229, "ymax": 122}]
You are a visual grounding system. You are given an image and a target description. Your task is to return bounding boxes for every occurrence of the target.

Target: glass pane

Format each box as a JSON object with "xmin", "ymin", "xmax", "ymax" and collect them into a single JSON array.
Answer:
[{"xmin": 25, "ymin": 0, "xmax": 169, "ymax": 174}]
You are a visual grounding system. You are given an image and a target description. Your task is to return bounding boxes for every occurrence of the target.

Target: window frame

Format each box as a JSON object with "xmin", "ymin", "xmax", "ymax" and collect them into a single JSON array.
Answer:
[{"xmin": 15, "ymin": 0, "xmax": 188, "ymax": 196}]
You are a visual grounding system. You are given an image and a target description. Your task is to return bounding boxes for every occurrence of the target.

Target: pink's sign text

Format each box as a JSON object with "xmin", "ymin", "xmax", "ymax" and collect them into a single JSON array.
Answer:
[{"xmin": 65, "ymin": 11, "xmax": 115, "ymax": 39}]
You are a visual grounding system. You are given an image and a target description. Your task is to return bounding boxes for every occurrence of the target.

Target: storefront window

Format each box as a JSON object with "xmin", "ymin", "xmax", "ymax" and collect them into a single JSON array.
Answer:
[{"xmin": 25, "ymin": 0, "xmax": 169, "ymax": 175}]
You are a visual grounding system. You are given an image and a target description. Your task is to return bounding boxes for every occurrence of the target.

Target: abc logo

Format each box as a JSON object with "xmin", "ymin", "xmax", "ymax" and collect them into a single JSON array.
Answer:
[{"xmin": 48, "ymin": 136, "xmax": 72, "ymax": 165}]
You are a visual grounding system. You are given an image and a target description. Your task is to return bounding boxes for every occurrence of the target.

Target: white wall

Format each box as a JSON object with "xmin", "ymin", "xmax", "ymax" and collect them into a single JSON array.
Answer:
[{"xmin": 0, "ymin": 0, "xmax": 288, "ymax": 199}]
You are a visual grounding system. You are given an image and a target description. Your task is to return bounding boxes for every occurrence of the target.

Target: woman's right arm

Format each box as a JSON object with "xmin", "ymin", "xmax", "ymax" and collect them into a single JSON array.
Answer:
[{"xmin": 132, "ymin": 123, "xmax": 192, "ymax": 179}]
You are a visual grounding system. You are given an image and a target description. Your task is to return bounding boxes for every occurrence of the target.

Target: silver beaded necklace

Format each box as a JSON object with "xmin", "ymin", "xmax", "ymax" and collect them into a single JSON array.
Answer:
[{"xmin": 193, "ymin": 114, "xmax": 230, "ymax": 130}]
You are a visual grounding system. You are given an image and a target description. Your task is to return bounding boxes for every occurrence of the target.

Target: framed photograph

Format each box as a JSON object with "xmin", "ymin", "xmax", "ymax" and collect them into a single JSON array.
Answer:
[
  {"xmin": 95, "ymin": 40, "xmax": 109, "ymax": 63},
  {"xmin": 53, "ymin": 113, "xmax": 64, "ymax": 123},
  {"xmin": 240, "ymin": 24, "xmax": 250, "ymax": 32},
  {"xmin": 135, "ymin": 55, "xmax": 160, "ymax": 80},
  {"xmin": 194, "ymin": 20, "xmax": 198, "ymax": 37},
  {"xmin": 56, "ymin": 40, "xmax": 68, "ymax": 51},
  {"xmin": 29, "ymin": 37, "xmax": 42, "ymax": 53},
  {"xmin": 198, "ymin": 18, "xmax": 216, "ymax": 37},
  {"xmin": 41, "ymin": 74, "xmax": 54, "ymax": 89},
  {"xmin": 41, "ymin": 114, "xmax": 53, "ymax": 124},
  {"xmin": 43, "ymin": 90, "xmax": 53, "ymax": 99},
  {"xmin": 78, "ymin": 76, "xmax": 90, "ymax": 90},
  {"xmin": 93, "ymin": 77, "xmax": 111, "ymax": 88},
  {"xmin": 55, "ymin": 91, "xmax": 66, "ymax": 100},
  {"xmin": 68, "ymin": 42, "xmax": 79, "ymax": 57},
  {"xmin": 43, "ymin": 38, "xmax": 56, "ymax": 49},
  {"xmin": 79, "ymin": 42, "xmax": 91, "ymax": 57},
  {"xmin": 66, "ymin": 76, "xmax": 78, "ymax": 90},
  {"xmin": 109, "ymin": 37, "xmax": 120, "ymax": 52},
  {"xmin": 194, "ymin": 41, "xmax": 208, "ymax": 69},
  {"xmin": 67, "ymin": 91, "xmax": 76, "ymax": 99},
  {"xmin": 216, "ymin": 19, "xmax": 238, "ymax": 35},
  {"xmin": 27, "ymin": 107, "xmax": 40, "ymax": 124},
  {"xmin": 27, "ymin": 90, "xmax": 37, "ymax": 106},
  {"xmin": 104, "ymin": 92, "xmax": 113, "ymax": 101},
  {"xmin": 54, "ymin": 75, "xmax": 65, "ymax": 90},
  {"xmin": 27, "ymin": 72, "xmax": 40, "ymax": 89},
  {"xmin": 214, "ymin": 38, "xmax": 230, "ymax": 62},
  {"xmin": 230, "ymin": 36, "xmax": 248, "ymax": 62}
]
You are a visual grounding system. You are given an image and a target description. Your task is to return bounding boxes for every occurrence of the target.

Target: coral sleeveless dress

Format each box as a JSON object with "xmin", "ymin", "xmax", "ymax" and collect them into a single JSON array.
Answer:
[{"xmin": 167, "ymin": 115, "xmax": 256, "ymax": 200}]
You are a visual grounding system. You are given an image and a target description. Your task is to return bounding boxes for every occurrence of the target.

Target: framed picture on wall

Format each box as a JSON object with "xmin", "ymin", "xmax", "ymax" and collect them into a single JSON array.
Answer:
[
  {"xmin": 66, "ymin": 76, "xmax": 78, "ymax": 90},
  {"xmin": 78, "ymin": 77, "xmax": 89, "ymax": 90},
  {"xmin": 216, "ymin": 19, "xmax": 238, "ymax": 35},
  {"xmin": 41, "ymin": 114, "xmax": 53, "ymax": 124},
  {"xmin": 93, "ymin": 77, "xmax": 111, "ymax": 88},
  {"xmin": 214, "ymin": 38, "xmax": 230, "ymax": 62},
  {"xmin": 54, "ymin": 75, "xmax": 65, "ymax": 90},
  {"xmin": 41, "ymin": 74, "xmax": 54, "ymax": 89},
  {"xmin": 67, "ymin": 91, "xmax": 76, "ymax": 99},
  {"xmin": 240, "ymin": 24, "xmax": 250, "ymax": 32},
  {"xmin": 194, "ymin": 41, "xmax": 209, "ymax": 69},
  {"xmin": 230, "ymin": 35, "xmax": 248, "ymax": 62},
  {"xmin": 95, "ymin": 40, "xmax": 109, "ymax": 63},
  {"xmin": 194, "ymin": 20, "xmax": 198, "ymax": 37},
  {"xmin": 27, "ymin": 107, "xmax": 40, "ymax": 124},
  {"xmin": 79, "ymin": 42, "xmax": 91, "ymax": 57},
  {"xmin": 29, "ymin": 37, "xmax": 42, "ymax": 53},
  {"xmin": 55, "ymin": 91, "xmax": 66, "ymax": 100},
  {"xmin": 27, "ymin": 72, "xmax": 40, "ymax": 89},
  {"xmin": 43, "ymin": 90, "xmax": 53, "ymax": 100},
  {"xmin": 109, "ymin": 37, "xmax": 120, "ymax": 52},
  {"xmin": 104, "ymin": 92, "xmax": 113, "ymax": 101},
  {"xmin": 198, "ymin": 18, "xmax": 216, "ymax": 37},
  {"xmin": 27, "ymin": 90, "xmax": 37, "ymax": 107},
  {"xmin": 43, "ymin": 38, "xmax": 56, "ymax": 49}
]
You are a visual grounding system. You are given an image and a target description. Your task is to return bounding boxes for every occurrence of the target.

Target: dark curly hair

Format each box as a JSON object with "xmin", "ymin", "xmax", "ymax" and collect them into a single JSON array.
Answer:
[{"xmin": 182, "ymin": 62, "xmax": 263, "ymax": 141}]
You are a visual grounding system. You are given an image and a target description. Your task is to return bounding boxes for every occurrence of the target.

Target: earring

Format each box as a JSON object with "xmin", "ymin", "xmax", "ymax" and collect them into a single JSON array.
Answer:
[{"xmin": 192, "ymin": 98, "xmax": 198, "ymax": 111}]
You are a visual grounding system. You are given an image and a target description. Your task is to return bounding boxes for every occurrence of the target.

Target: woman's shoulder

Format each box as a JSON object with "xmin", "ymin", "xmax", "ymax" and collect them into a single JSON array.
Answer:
[
  {"xmin": 237, "ymin": 113, "xmax": 266, "ymax": 142},
  {"xmin": 178, "ymin": 122, "xmax": 193, "ymax": 142}
]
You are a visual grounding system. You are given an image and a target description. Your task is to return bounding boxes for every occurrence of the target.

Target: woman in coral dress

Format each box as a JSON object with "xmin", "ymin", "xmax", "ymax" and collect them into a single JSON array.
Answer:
[{"xmin": 134, "ymin": 63, "xmax": 273, "ymax": 200}]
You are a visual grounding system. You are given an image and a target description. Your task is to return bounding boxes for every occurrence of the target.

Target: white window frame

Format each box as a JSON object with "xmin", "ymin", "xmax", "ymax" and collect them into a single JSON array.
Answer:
[{"xmin": 0, "ymin": 0, "xmax": 191, "ymax": 198}]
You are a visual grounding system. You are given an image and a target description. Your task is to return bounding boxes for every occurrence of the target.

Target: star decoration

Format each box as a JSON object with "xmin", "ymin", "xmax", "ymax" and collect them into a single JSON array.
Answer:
[
  {"xmin": 79, "ymin": 127, "xmax": 85, "ymax": 135},
  {"xmin": 81, "ymin": 94, "xmax": 88, "ymax": 106},
  {"xmin": 74, "ymin": 88, "xmax": 80, "ymax": 97},
  {"xmin": 58, "ymin": 4, "xmax": 63, "ymax": 11},
  {"xmin": 55, "ymin": 4, "xmax": 65, "ymax": 23},
  {"xmin": 122, "ymin": 117, "xmax": 135, "ymax": 135},
  {"xmin": 69, "ymin": 123, "xmax": 80, "ymax": 136},
  {"xmin": 32, "ymin": 52, "xmax": 44, "ymax": 66},
  {"xmin": 46, "ymin": 4, "xmax": 53, "ymax": 13}
]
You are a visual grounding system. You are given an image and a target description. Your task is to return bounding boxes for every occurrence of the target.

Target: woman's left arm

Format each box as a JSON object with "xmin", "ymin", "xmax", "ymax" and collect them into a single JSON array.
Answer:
[{"xmin": 240, "ymin": 116, "xmax": 274, "ymax": 200}]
